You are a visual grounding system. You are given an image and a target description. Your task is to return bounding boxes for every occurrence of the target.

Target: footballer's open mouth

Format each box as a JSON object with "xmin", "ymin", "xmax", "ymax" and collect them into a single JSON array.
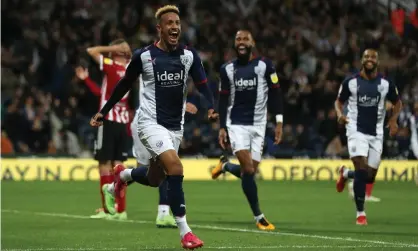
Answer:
[
  {"xmin": 365, "ymin": 61, "xmax": 375, "ymax": 68},
  {"xmin": 168, "ymin": 30, "xmax": 179, "ymax": 43},
  {"xmin": 237, "ymin": 45, "xmax": 247, "ymax": 54}
]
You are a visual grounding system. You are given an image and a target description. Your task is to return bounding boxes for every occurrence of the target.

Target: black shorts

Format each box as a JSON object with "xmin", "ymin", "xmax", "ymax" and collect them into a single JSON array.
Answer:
[{"xmin": 94, "ymin": 120, "xmax": 129, "ymax": 162}]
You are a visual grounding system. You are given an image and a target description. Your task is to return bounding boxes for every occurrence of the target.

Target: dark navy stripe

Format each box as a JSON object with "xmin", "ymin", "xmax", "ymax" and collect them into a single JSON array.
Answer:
[
  {"xmin": 230, "ymin": 60, "xmax": 259, "ymax": 125},
  {"xmin": 150, "ymin": 47, "xmax": 185, "ymax": 130}
]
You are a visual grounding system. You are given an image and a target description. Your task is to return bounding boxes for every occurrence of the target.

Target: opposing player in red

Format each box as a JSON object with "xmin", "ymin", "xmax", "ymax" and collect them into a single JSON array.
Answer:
[{"xmin": 86, "ymin": 39, "xmax": 132, "ymax": 219}]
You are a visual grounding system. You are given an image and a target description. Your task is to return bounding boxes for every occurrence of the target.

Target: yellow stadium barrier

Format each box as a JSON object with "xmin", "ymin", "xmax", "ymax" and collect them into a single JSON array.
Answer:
[{"xmin": 1, "ymin": 159, "xmax": 417, "ymax": 181}]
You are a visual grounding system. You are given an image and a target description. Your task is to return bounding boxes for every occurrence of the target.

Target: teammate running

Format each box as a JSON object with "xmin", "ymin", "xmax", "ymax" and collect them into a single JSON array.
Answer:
[
  {"xmin": 212, "ymin": 29, "xmax": 283, "ymax": 231},
  {"xmin": 335, "ymin": 49, "xmax": 402, "ymax": 225},
  {"xmin": 90, "ymin": 5, "xmax": 217, "ymax": 249}
]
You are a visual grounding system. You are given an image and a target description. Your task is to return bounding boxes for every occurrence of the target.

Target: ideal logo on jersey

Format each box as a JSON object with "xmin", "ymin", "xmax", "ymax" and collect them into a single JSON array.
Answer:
[
  {"xmin": 358, "ymin": 95, "xmax": 381, "ymax": 107},
  {"xmin": 235, "ymin": 77, "xmax": 257, "ymax": 90},
  {"xmin": 156, "ymin": 70, "xmax": 185, "ymax": 87}
]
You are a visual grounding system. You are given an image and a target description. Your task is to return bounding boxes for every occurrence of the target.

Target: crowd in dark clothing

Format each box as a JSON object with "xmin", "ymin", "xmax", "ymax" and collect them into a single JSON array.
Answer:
[{"xmin": 2, "ymin": 0, "xmax": 418, "ymax": 159}]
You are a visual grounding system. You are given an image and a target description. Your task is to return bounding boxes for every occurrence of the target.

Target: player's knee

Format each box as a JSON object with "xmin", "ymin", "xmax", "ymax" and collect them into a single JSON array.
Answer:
[
  {"xmin": 160, "ymin": 152, "xmax": 183, "ymax": 175},
  {"xmin": 241, "ymin": 165, "xmax": 255, "ymax": 175},
  {"xmin": 236, "ymin": 150, "xmax": 253, "ymax": 174},
  {"xmin": 148, "ymin": 169, "xmax": 165, "ymax": 187},
  {"xmin": 352, "ymin": 157, "xmax": 367, "ymax": 170},
  {"xmin": 112, "ymin": 160, "xmax": 122, "ymax": 166},
  {"xmin": 98, "ymin": 161, "xmax": 113, "ymax": 173},
  {"xmin": 366, "ymin": 176, "xmax": 375, "ymax": 184},
  {"xmin": 166, "ymin": 162, "xmax": 183, "ymax": 175},
  {"xmin": 148, "ymin": 178, "xmax": 162, "ymax": 187}
]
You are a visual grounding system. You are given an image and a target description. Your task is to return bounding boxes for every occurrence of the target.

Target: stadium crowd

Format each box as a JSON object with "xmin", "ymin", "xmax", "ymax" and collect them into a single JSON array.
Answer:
[{"xmin": 1, "ymin": 0, "xmax": 418, "ymax": 159}]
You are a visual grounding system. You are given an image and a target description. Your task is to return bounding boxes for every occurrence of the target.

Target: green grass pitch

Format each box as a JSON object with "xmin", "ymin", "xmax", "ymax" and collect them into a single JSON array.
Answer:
[{"xmin": 2, "ymin": 181, "xmax": 418, "ymax": 250}]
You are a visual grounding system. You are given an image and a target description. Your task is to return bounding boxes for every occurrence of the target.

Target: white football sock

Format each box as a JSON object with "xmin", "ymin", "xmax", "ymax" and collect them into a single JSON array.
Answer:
[
  {"xmin": 221, "ymin": 162, "xmax": 227, "ymax": 171},
  {"xmin": 343, "ymin": 168, "xmax": 349, "ymax": 178},
  {"xmin": 176, "ymin": 216, "xmax": 192, "ymax": 238},
  {"xmin": 254, "ymin": 213, "xmax": 265, "ymax": 222},
  {"xmin": 107, "ymin": 183, "xmax": 115, "ymax": 194},
  {"xmin": 157, "ymin": 205, "xmax": 170, "ymax": 218},
  {"xmin": 356, "ymin": 211, "xmax": 366, "ymax": 217},
  {"xmin": 120, "ymin": 169, "xmax": 133, "ymax": 182}
]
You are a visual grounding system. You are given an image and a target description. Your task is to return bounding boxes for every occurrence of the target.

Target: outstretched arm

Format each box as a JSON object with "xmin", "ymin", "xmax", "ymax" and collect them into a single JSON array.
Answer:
[
  {"xmin": 75, "ymin": 66, "xmax": 101, "ymax": 96},
  {"xmin": 86, "ymin": 42, "xmax": 131, "ymax": 65}
]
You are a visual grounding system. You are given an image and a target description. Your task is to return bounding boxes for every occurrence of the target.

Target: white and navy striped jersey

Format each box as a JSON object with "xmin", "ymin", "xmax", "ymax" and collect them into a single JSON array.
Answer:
[
  {"xmin": 219, "ymin": 57, "xmax": 280, "ymax": 126},
  {"xmin": 337, "ymin": 74, "xmax": 400, "ymax": 137},
  {"xmin": 130, "ymin": 43, "xmax": 208, "ymax": 131}
]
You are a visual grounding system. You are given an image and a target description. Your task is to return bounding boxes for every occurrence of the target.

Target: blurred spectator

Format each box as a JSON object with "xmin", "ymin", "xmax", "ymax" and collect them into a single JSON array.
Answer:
[{"xmin": 1, "ymin": 0, "xmax": 417, "ymax": 159}]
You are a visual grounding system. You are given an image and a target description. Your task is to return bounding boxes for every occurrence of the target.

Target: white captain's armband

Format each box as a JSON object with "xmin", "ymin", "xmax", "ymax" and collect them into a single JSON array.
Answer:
[
  {"xmin": 276, "ymin": 114, "xmax": 283, "ymax": 123},
  {"xmin": 270, "ymin": 73, "xmax": 279, "ymax": 84}
]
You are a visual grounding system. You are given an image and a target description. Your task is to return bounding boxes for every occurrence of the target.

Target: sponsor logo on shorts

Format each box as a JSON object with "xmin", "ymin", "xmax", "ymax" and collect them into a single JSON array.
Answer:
[
  {"xmin": 351, "ymin": 146, "xmax": 356, "ymax": 153},
  {"xmin": 156, "ymin": 141, "xmax": 163, "ymax": 148}
]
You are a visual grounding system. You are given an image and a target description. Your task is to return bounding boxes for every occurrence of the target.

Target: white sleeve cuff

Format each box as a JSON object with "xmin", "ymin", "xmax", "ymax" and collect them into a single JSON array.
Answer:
[
  {"xmin": 99, "ymin": 55, "xmax": 103, "ymax": 70},
  {"xmin": 276, "ymin": 114, "xmax": 283, "ymax": 123}
]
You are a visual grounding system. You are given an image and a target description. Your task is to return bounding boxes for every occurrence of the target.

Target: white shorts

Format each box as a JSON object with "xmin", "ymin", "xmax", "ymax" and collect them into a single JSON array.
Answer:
[
  {"xmin": 137, "ymin": 122, "xmax": 183, "ymax": 159},
  {"xmin": 130, "ymin": 119, "xmax": 151, "ymax": 165},
  {"xmin": 227, "ymin": 124, "xmax": 265, "ymax": 162},
  {"xmin": 347, "ymin": 131, "xmax": 383, "ymax": 169}
]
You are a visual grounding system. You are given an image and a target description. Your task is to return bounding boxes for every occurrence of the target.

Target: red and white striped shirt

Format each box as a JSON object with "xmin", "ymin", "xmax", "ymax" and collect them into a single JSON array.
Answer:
[{"xmin": 99, "ymin": 55, "xmax": 130, "ymax": 124}]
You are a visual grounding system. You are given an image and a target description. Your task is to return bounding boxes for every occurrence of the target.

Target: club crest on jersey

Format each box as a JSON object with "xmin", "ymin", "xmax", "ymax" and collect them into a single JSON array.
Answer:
[{"xmin": 180, "ymin": 55, "xmax": 192, "ymax": 67}]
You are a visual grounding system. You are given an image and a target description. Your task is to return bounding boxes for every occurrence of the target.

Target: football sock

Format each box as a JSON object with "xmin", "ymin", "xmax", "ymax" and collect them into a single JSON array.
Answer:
[
  {"xmin": 116, "ymin": 187, "xmax": 126, "ymax": 213},
  {"xmin": 107, "ymin": 181, "xmax": 133, "ymax": 194},
  {"xmin": 167, "ymin": 175, "xmax": 191, "ymax": 237},
  {"xmin": 241, "ymin": 172, "xmax": 262, "ymax": 216},
  {"xmin": 120, "ymin": 169, "xmax": 133, "ymax": 182},
  {"xmin": 366, "ymin": 183, "xmax": 374, "ymax": 197},
  {"xmin": 343, "ymin": 169, "xmax": 355, "ymax": 179},
  {"xmin": 130, "ymin": 165, "xmax": 150, "ymax": 186},
  {"xmin": 158, "ymin": 179, "xmax": 169, "ymax": 217},
  {"xmin": 357, "ymin": 211, "xmax": 366, "ymax": 217},
  {"xmin": 224, "ymin": 162, "xmax": 241, "ymax": 178},
  {"xmin": 176, "ymin": 215, "xmax": 192, "ymax": 238},
  {"xmin": 107, "ymin": 183, "xmax": 115, "ymax": 194},
  {"xmin": 167, "ymin": 175, "xmax": 185, "ymax": 216},
  {"xmin": 158, "ymin": 205, "xmax": 170, "ymax": 218},
  {"xmin": 353, "ymin": 169, "xmax": 367, "ymax": 212}
]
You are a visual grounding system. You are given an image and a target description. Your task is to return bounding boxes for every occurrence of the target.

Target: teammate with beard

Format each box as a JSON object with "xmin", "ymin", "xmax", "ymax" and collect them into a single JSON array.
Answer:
[
  {"xmin": 90, "ymin": 5, "xmax": 217, "ymax": 249},
  {"xmin": 335, "ymin": 49, "xmax": 402, "ymax": 225},
  {"xmin": 212, "ymin": 30, "xmax": 283, "ymax": 230}
]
